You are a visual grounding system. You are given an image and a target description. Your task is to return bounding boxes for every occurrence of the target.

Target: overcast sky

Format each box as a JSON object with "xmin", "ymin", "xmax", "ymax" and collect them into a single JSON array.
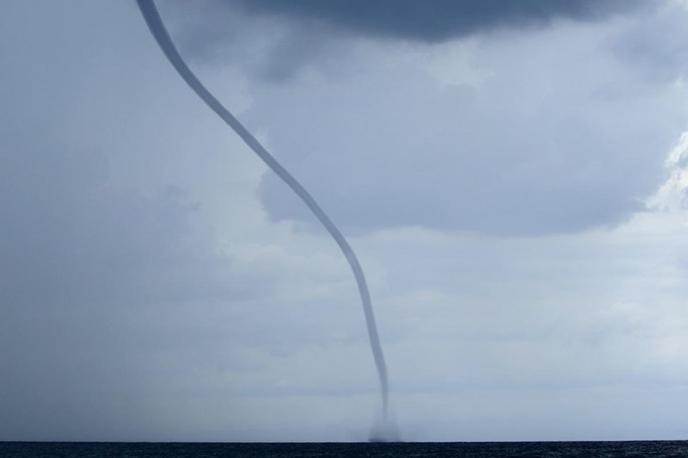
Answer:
[{"xmin": 2, "ymin": 0, "xmax": 688, "ymax": 442}]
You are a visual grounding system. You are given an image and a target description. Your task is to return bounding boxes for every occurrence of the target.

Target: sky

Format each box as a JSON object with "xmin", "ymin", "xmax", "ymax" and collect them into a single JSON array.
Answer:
[{"xmin": 2, "ymin": 0, "xmax": 688, "ymax": 442}]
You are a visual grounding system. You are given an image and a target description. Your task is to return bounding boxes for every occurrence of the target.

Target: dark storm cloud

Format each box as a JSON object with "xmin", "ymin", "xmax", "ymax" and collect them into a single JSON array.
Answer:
[
  {"xmin": 162, "ymin": 0, "xmax": 648, "ymax": 82},
  {"xmin": 157, "ymin": 0, "xmax": 686, "ymax": 235},
  {"xmin": 227, "ymin": 0, "xmax": 645, "ymax": 42}
]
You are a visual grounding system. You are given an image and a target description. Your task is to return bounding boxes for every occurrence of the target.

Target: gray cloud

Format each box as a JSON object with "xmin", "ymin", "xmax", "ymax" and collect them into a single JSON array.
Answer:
[
  {"xmin": 610, "ymin": 5, "xmax": 688, "ymax": 85},
  {"xmin": 4, "ymin": 0, "xmax": 688, "ymax": 443},
  {"xmin": 159, "ymin": 0, "xmax": 348, "ymax": 82},
  {"xmin": 250, "ymin": 7, "xmax": 688, "ymax": 235},
  {"xmin": 229, "ymin": 0, "xmax": 646, "ymax": 42},
  {"xmin": 164, "ymin": 0, "xmax": 648, "ymax": 81},
  {"xmin": 159, "ymin": 0, "xmax": 688, "ymax": 236}
]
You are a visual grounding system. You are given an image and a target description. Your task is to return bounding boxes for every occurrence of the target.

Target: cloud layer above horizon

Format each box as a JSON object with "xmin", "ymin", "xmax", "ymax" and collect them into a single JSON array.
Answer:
[
  {"xmin": 170, "ymin": 0, "xmax": 688, "ymax": 235},
  {"xmin": 2, "ymin": 0, "xmax": 688, "ymax": 442},
  {"xmin": 205, "ymin": 0, "xmax": 647, "ymax": 41}
]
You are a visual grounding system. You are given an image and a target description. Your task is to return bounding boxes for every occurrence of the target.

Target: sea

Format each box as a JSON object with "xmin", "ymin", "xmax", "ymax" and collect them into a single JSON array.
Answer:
[{"xmin": 1, "ymin": 441, "xmax": 688, "ymax": 457}]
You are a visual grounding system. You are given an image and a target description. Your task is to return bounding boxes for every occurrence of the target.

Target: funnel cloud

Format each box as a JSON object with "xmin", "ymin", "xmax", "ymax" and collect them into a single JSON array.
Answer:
[{"xmin": 136, "ymin": 0, "xmax": 391, "ymax": 431}]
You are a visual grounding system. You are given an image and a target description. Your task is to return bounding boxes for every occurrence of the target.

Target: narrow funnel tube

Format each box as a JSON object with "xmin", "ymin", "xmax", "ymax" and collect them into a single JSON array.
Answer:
[{"xmin": 136, "ymin": 0, "xmax": 390, "ymax": 418}]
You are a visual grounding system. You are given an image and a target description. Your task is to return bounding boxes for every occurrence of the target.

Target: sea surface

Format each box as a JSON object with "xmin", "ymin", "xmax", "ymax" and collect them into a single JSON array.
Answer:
[{"xmin": 1, "ymin": 441, "xmax": 688, "ymax": 457}]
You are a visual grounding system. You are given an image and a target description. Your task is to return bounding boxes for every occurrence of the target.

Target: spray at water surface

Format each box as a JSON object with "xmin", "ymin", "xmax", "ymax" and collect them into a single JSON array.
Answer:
[{"xmin": 136, "ymin": 0, "xmax": 393, "ymax": 436}]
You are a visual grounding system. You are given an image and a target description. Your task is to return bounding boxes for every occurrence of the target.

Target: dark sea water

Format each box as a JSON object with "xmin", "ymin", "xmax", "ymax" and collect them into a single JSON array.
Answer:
[{"xmin": 1, "ymin": 441, "xmax": 688, "ymax": 458}]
